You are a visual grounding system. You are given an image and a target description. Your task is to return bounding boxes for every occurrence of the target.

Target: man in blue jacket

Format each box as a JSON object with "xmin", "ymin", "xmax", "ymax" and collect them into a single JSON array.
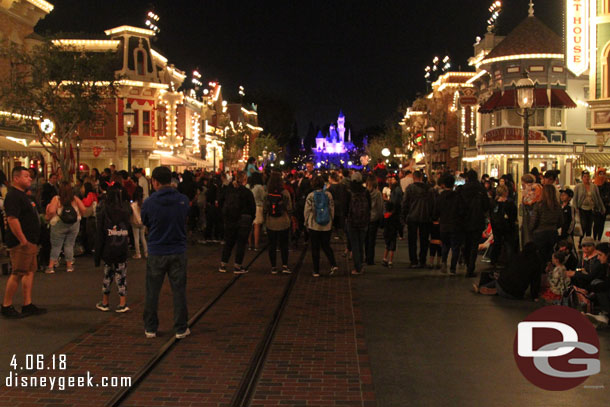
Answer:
[{"xmin": 142, "ymin": 166, "xmax": 190, "ymax": 339}]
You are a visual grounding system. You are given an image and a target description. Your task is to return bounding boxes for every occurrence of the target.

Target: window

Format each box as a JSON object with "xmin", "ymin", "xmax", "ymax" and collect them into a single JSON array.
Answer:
[
  {"xmin": 131, "ymin": 110, "xmax": 139, "ymax": 134},
  {"xmin": 551, "ymin": 109, "xmax": 563, "ymax": 127},
  {"xmin": 142, "ymin": 111, "xmax": 151, "ymax": 135},
  {"xmin": 91, "ymin": 120, "xmax": 104, "ymax": 137},
  {"xmin": 531, "ymin": 109, "xmax": 545, "ymax": 126},
  {"xmin": 506, "ymin": 109, "xmax": 521, "ymax": 126},
  {"xmin": 136, "ymin": 50, "xmax": 146, "ymax": 75},
  {"xmin": 493, "ymin": 111, "xmax": 502, "ymax": 127}
]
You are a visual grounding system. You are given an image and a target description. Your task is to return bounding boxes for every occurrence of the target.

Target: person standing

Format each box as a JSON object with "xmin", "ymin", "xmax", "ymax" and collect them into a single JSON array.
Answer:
[
  {"xmin": 574, "ymin": 170, "xmax": 605, "ymax": 245},
  {"xmin": 219, "ymin": 171, "xmax": 256, "ymax": 274},
  {"xmin": 346, "ymin": 172, "xmax": 371, "ymax": 275},
  {"xmin": 264, "ymin": 172, "xmax": 293, "ymax": 274},
  {"xmin": 593, "ymin": 168, "xmax": 609, "ymax": 241},
  {"xmin": 131, "ymin": 186, "xmax": 148, "ymax": 259},
  {"xmin": 529, "ymin": 184, "xmax": 563, "ymax": 266},
  {"xmin": 45, "ymin": 181, "xmax": 86, "ymax": 273},
  {"xmin": 328, "ymin": 171, "xmax": 348, "ymax": 240},
  {"xmin": 135, "ymin": 169, "xmax": 150, "ymax": 199},
  {"xmin": 364, "ymin": 175, "xmax": 383, "ymax": 265},
  {"xmin": 1, "ymin": 166, "xmax": 46, "ymax": 318},
  {"xmin": 436, "ymin": 174, "xmax": 462, "ymax": 274},
  {"xmin": 304, "ymin": 175, "xmax": 339, "ymax": 277},
  {"xmin": 141, "ymin": 167, "xmax": 191, "ymax": 339},
  {"xmin": 401, "ymin": 170, "xmax": 435, "ymax": 268},
  {"xmin": 248, "ymin": 172, "xmax": 265, "ymax": 251},
  {"xmin": 458, "ymin": 170, "xmax": 490, "ymax": 277}
]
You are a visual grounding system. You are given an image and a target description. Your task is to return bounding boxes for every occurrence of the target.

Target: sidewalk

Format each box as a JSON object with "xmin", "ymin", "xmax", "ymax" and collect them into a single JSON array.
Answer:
[{"xmin": 352, "ymin": 236, "xmax": 610, "ymax": 407}]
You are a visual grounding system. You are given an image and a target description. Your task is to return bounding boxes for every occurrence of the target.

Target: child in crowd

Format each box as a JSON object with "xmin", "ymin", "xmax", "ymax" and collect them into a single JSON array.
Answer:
[
  {"xmin": 382, "ymin": 201, "xmax": 399, "ymax": 268},
  {"xmin": 95, "ymin": 186, "xmax": 132, "ymax": 313},
  {"xmin": 541, "ymin": 251, "xmax": 571, "ymax": 303},
  {"xmin": 559, "ymin": 188, "xmax": 576, "ymax": 244}
]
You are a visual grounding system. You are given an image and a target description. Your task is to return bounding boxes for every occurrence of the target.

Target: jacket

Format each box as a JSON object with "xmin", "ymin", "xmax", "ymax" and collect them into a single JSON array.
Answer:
[
  {"xmin": 369, "ymin": 188, "xmax": 384, "ymax": 222},
  {"xmin": 529, "ymin": 201, "xmax": 562, "ymax": 234},
  {"xmin": 141, "ymin": 186, "xmax": 190, "ymax": 256},
  {"xmin": 328, "ymin": 182, "xmax": 349, "ymax": 218},
  {"xmin": 95, "ymin": 202, "xmax": 132, "ymax": 266},
  {"xmin": 346, "ymin": 181, "xmax": 371, "ymax": 228},
  {"xmin": 573, "ymin": 183, "xmax": 605, "ymax": 213},
  {"xmin": 435, "ymin": 189, "xmax": 462, "ymax": 233},
  {"xmin": 401, "ymin": 181, "xmax": 434, "ymax": 224},
  {"xmin": 304, "ymin": 189, "xmax": 334, "ymax": 231},
  {"xmin": 458, "ymin": 181, "xmax": 490, "ymax": 232}
]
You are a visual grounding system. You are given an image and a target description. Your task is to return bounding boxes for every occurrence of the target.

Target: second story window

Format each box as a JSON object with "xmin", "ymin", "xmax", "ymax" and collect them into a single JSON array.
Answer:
[
  {"xmin": 136, "ymin": 50, "xmax": 146, "ymax": 76},
  {"xmin": 142, "ymin": 111, "xmax": 151, "ymax": 135}
]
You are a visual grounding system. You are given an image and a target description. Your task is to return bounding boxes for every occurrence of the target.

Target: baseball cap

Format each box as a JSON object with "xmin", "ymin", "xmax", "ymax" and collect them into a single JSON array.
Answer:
[
  {"xmin": 581, "ymin": 236, "xmax": 596, "ymax": 247},
  {"xmin": 559, "ymin": 188, "xmax": 574, "ymax": 198}
]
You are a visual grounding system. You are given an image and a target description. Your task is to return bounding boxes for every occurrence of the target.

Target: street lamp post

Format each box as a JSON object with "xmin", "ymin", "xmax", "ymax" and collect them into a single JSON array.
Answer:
[
  {"xmin": 75, "ymin": 134, "xmax": 81, "ymax": 180},
  {"xmin": 123, "ymin": 102, "xmax": 135, "ymax": 176},
  {"xmin": 425, "ymin": 126, "xmax": 436, "ymax": 176},
  {"xmin": 516, "ymin": 73, "xmax": 535, "ymax": 174}
]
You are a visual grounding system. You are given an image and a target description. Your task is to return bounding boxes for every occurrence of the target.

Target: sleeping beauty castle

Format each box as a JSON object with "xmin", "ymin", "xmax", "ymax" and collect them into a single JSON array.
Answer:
[{"xmin": 312, "ymin": 111, "xmax": 355, "ymax": 166}]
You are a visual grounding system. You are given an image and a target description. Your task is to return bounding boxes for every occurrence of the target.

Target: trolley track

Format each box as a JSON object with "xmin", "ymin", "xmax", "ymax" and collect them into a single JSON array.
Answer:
[{"xmin": 105, "ymin": 243, "xmax": 308, "ymax": 407}]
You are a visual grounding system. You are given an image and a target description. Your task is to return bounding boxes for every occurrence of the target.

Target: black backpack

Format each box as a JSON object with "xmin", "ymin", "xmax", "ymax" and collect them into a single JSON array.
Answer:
[
  {"xmin": 267, "ymin": 192, "xmax": 285, "ymax": 217},
  {"xmin": 349, "ymin": 190, "xmax": 370, "ymax": 229},
  {"xmin": 59, "ymin": 203, "xmax": 78, "ymax": 224},
  {"xmin": 223, "ymin": 186, "xmax": 242, "ymax": 223},
  {"xmin": 102, "ymin": 211, "xmax": 129, "ymax": 258}
]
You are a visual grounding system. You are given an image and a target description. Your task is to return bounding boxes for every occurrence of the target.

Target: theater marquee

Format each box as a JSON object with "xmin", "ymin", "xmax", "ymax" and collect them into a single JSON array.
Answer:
[{"xmin": 566, "ymin": 0, "xmax": 589, "ymax": 76}]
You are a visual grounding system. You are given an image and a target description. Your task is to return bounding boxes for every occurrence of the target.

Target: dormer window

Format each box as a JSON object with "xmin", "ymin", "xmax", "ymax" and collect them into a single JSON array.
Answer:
[{"xmin": 136, "ymin": 49, "xmax": 146, "ymax": 75}]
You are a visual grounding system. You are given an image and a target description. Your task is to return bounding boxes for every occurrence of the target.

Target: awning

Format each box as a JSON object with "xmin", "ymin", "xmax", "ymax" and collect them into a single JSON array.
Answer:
[
  {"xmin": 478, "ymin": 91, "xmax": 502, "ymax": 113},
  {"xmin": 0, "ymin": 136, "xmax": 39, "ymax": 158},
  {"xmin": 574, "ymin": 153, "xmax": 610, "ymax": 168},
  {"xmin": 533, "ymin": 88, "xmax": 550, "ymax": 108},
  {"xmin": 495, "ymin": 89, "xmax": 516, "ymax": 109},
  {"xmin": 159, "ymin": 155, "xmax": 196, "ymax": 167},
  {"xmin": 551, "ymin": 89, "xmax": 577, "ymax": 108}
]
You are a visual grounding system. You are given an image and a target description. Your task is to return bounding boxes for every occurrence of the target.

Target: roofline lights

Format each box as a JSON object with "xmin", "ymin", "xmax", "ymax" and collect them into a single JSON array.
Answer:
[
  {"xmin": 104, "ymin": 26, "xmax": 156, "ymax": 37},
  {"xmin": 467, "ymin": 70, "xmax": 488, "ymax": 84},
  {"xmin": 52, "ymin": 39, "xmax": 120, "ymax": 50},
  {"xmin": 150, "ymin": 49, "xmax": 168, "ymax": 64},
  {"xmin": 241, "ymin": 107, "xmax": 258, "ymax": 115},
  {"xmin": 246, "ymin": 124, "xmax": 263, "ymax": 131},
  {"xmin": 26, "ymin": 0, "xmax": 54, "ymax": 13},
  {"xmin": 478, "ymin": 53, "xmax": 564, "ymax": 68}
]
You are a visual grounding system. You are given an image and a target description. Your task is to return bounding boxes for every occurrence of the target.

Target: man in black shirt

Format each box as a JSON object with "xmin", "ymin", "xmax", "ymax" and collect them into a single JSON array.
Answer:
[{"xmin": 2, "ymin": 166, "xmax": 46, "ymax": 318}]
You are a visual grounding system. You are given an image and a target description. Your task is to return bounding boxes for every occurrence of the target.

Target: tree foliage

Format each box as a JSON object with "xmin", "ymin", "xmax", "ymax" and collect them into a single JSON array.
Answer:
[
  {"xmin": 0, "ymin": 40, "xmax": 120, "ymax": 179},
  {"xmin": 222, "ymin": 122, "xmax": 248, "ymax": 169},
  {"xmin": 250, "ymin": 134, "xmax": 281, "ymax": 161}
]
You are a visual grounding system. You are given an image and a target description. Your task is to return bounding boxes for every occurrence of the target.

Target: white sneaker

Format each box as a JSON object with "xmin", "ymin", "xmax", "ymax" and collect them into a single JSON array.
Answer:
[
  {"xmin": 585, "ymin": 313, "xmax": 609, "ymax": 326},
  {"xmin": 145, "ymin": 331, "xmax": 156, "ymax": 338},
  {"xmin": 176, "ymin": 328, "xmax": 191, "ymax": 339}
]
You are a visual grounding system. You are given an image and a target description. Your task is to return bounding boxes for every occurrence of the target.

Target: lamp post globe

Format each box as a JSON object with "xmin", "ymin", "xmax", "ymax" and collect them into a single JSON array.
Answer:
[
  {"xmin": 516, "ymin": 74, "xmax": 535, "ymax": 174},
  {"xmin": 381, "ymin": 148, "xmax": 391, "ymax": 157},
  {"xmin": 123, "ymin": 102, "xmax": 135, "ymax": 176}
]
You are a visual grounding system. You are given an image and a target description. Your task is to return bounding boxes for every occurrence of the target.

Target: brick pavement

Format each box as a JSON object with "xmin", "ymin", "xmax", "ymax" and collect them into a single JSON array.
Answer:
[
  {"xmin": 250, "ymin": 242, "xmax": 377, "ymax": 407},
  {"xmin": 1, "ymin": 241, "xmax": 378, "ymax": 407}
]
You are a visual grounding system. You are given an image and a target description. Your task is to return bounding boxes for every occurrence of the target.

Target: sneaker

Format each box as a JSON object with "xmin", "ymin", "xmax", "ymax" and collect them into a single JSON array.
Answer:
[
  {"xmin": 312, "ymin": 271, "xmax": 320, "ymax": 277},
  {"xmin": 133, "ymin": 254, "xmax": 142, "ymax": 259},
  {"xmin": 449, "ymin": 269, "xmax": 457, "ymax": 275},
  {"xmin": 96, "ymin": 302, "xmax": 110, "ymax": 312},
  {"xmin": 440, "ymin": 263, "xmax": 448, "ymax": 274},
  {"xmin": 271, "ymin": 267, "xmax": 278, "ymax": 275},
  {"xmin": 410, "ymin": 263, "xmax": 420, "ymax": 269},
  {"xmin": 282, "ymin": 265, "xmax": 292, "ymax": 274},
  {"xmin": 176, "ymin": 327, "xmax": 191, "ymax": 339},
  {"xmin": 388, "ymin": 262, "xmax": 393, "ymax": 269},
  {"xmin": 115, "ymin": 305, "xmax": 130, "ymax": 313},
  {"xmin": 329, "ymin": 266, "xmax": 339, "ymax": 276},
  {"xmin": 20, "ymin": 303, "xmax": 47, "ymax": 316},
  {"xmin": 1, "ymin": 305, "xmax": 23, "ymax": 319},
  {"xmin": 472, "ymin": 283, "xmax": 479, "ymax": 293},
  {"xmin": 351, "ymin": 269, "xmax": 363, "ymax": 275},
  {"xmin": 585, "ymin": 313, "xmax": 609, "ymax": 327},
  {"xmin": 45, "ymin": 267, "xmax": 55, "ymax": 274},
  {"xmin": 218, "ymin": 264, "xmax": 227, "ymax": 273},
  {"xmin": 234, "ymin": 266, "xmax": 248, "ymax": 274},
  {"xmin": 144, "ymin": 330, "xmax": 157, "ymax": 338},
  {"xmin": 382, "ymin": 260, "xmax": 389, "ymax": 268}
]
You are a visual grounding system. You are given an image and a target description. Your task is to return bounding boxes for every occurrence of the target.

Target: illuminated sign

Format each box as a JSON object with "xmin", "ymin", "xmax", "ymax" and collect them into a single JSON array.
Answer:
[{"xmin": 566, "ymin": 0, "xmax": 589, "ymax": 76}]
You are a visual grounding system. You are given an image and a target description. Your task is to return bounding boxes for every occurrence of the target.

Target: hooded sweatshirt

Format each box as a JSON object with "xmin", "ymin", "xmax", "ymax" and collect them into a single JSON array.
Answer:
[{"xmin": 141, "ymin": 186, "xmax": 190, "ymax": 256}]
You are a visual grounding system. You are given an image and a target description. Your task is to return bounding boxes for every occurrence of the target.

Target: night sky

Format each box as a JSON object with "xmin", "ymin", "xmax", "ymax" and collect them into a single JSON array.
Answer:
[{"xmin": 35, "ymin": 0, "xmax": 563, "ymax": 137}]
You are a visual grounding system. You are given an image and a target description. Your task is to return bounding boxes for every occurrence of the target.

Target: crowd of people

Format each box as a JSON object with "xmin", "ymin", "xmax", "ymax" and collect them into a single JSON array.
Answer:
[{"xmin": 1, "ymin": 158, "xmax": 609, "ymax": 331}]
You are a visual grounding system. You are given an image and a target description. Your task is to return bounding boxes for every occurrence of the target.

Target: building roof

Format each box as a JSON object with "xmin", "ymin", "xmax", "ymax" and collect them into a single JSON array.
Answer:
[{"xmin": 483, "ymin": 16, "xmax": 562, "ymax": 62}]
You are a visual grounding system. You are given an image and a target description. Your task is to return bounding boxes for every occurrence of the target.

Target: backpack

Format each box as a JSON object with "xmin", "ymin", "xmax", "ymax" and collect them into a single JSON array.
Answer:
[
  {"xmin": 223, "ymin": 186, "xmax": 242, "ymax": 223},
  {"xmin": 349, "ymin": 190, "xmax": 370, "ymax": 229},
  {"xmin": 267, "ymin": 192, "xmax": 285, "ymax": 217},
  {"xmin": 102, "ymin": 210, "xmax": 129, "ymax": 257},
  {"xmin": 313, "ymin": 190, "xmax": 331, "ymax": 226},
  {"xmin": 59, "ymin": 203, "xmax": 78, "ymax": 224}
]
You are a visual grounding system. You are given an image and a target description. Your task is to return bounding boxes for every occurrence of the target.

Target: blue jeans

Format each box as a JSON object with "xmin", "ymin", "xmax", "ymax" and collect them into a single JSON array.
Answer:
[
  {"xmin": 50, "ymin": 220, "xmax": 80, "ymax": 262},
  {"xmin": 347, "ymin": 225, "xmax": 367, "ymax": 273},
  {"xmin": 143, "ymin": 253, "xmax": 188, "ymax": 334}
]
